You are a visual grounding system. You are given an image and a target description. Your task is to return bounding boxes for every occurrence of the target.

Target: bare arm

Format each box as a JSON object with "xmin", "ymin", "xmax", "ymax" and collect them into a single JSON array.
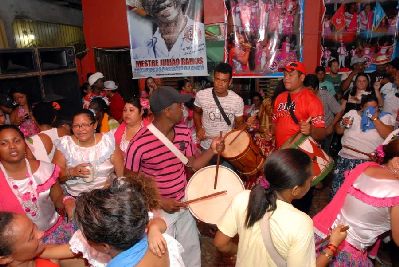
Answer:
[
  {"xmin": 193, "ymin": 106, "xmax": 206, "ymax": 140},
  {"xmin": 111, "ymin": 145, "xmax": 125, "ymax": 177},
  {"xmin": 341, "ymin": 71, "xmax": 358, "ymax": 92},
  {"xmin": 39, "ymin": 244, "xmax": 77, "ymax": 260},
  {"xmin": 310, "ymin": 127, "xmax": 327, "ymax": 141},
  {"xmin": 213, "ymin": 231, "xmax": 238, "ymax": 255},
  {"xmin": 234, "ymin": 115, "xmax": 245, "ymax": 129},
  {"xmin": 372, "ymin": 117, "xmax": 394, "ymax": 139},
  {"xmin": 52, "ymin": 150, "xmax": 69, "ymax": 182}
]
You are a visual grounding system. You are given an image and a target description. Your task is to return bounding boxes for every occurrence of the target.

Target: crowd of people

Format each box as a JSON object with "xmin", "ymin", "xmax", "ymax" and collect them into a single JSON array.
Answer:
[{"xmin": 0, "ymin": 58, "xmax": 398, "ymax": 267}]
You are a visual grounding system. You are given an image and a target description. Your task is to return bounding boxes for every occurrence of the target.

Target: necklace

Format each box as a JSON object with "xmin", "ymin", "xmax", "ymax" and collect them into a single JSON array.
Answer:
[{"xmin": 0, "ymin": 159, "xmax": 39, "ymax": 218}]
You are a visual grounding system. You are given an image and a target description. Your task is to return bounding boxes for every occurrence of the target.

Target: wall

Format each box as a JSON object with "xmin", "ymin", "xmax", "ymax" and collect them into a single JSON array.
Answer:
[
  {"xmin": 0, "ymin": 0, "xmax": 82, "ymax": 48},
  {"xmin": 80, "ymin": 0, "xmax": 323, "ymax": 81}
]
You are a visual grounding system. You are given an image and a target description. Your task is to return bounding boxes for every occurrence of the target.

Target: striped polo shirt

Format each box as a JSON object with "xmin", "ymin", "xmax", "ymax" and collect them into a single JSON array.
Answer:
[{"xmin": 125, "ymin": 124, "xmax": 194, "ymax": 200}]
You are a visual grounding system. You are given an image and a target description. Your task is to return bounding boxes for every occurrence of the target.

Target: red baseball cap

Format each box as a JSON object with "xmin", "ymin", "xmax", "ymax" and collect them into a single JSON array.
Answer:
[{"xmin": 284, "ymin": 61, "xmax": 306, "ymax": 74}]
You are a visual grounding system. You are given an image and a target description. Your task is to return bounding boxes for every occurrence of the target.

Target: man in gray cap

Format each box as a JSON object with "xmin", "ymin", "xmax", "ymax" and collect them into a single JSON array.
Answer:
[{"xmin": 125, "ymin": 86, "xmax": 223, "ymax": 267}]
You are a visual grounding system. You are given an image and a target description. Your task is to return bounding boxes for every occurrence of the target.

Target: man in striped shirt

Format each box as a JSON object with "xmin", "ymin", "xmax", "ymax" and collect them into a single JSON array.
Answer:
[{"xmin": 125, "ymin": 86, "xmax": 223, "ymax": 267}]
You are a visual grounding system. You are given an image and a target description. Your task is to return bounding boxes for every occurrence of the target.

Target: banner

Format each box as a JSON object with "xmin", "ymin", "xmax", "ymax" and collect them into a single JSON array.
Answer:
[
  {"xmin": 126, "ymin": 0, "xmax": 208, "ymax": 78},
  {"xmin": 225, "ymin": 0, "xmax": 304, "ymax": 78},
  {"xmin": 321, "ymin": 1, "xmax": 399, "ymax": 72}
]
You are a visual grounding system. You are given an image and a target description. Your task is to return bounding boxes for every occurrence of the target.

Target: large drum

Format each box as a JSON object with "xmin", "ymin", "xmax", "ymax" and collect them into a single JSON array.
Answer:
[
  {"xmin": 281, "ymin": 133, "xmax": 334, "ymax": 186},
  {"xmin": 185, "ymin": 165, "xmax": 244, "ymax": 224},
  {"xmin": 222, "ymin": 129, "xmax": 265, "ymax": 176}
]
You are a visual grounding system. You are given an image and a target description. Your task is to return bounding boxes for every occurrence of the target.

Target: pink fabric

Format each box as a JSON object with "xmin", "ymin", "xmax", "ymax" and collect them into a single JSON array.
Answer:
[
  {"xmin": 36, "ymin": 164, "xmax": 59, "ymax": 194},
  {"xmin": 313, "ymin": 162, "xmax": 379, "ymax": 235},
  {"xmin": 348, "ymin": 186, "xmax": 399, "ymax": 208},
  {"xmin": 114, "ymin": 122, "xmax": 127, "ymax": 146},
  {"xmin": 0, "ymin": 169, "xmax": 25, "ymax": 214},
  {"xmin": 44, "ymin": 215, "xmax": 63, "ymax": 237}
]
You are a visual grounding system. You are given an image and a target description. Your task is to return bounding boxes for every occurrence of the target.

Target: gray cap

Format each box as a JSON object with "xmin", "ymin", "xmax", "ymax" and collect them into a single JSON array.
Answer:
[
  {"xmin": 149, "ymin": 86, "xmax": 192, "ymax": 113},
  {"xmin": 350, "ymin": 56, "xmax": 366, "ymax": 66}
]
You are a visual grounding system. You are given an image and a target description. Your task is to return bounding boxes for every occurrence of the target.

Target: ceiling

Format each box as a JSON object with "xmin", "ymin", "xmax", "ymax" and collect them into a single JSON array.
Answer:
[{"xmin": 40, "ymin": 0, "xmax": 82, "ymax": 10}]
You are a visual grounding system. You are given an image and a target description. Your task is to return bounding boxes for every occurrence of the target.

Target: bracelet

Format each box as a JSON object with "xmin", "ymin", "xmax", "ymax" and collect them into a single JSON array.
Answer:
[
  {"xmin": 62, "ymin": 196, "xmax": 75, "ymax": 205},
  {"xmin": 327, "ymin": 244, "xmax": 338, "ymax": 255},
  {"xmin": 371, "ymin": 116, "xmax": 378, "ymax": 122},
  {"xmin": 322, "ymin": 250, "xmax": 333, "ymax": 260}
]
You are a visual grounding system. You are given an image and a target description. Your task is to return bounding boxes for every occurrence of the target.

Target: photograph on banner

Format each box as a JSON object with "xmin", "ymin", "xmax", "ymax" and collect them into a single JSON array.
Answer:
[
  {"xmin": 126, "ymin": 0, "xmax": 208, "ymax": 78},
  {"xmin": 225, "ymin": 0, "xmax": 304, "ymax": 78},
  {"xmin": 321, "ymin": 0, "xmax": 399, "ymax": 73}
]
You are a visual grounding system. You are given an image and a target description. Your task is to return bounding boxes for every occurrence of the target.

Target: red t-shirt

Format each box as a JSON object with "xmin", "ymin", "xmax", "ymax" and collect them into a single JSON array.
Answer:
[
  {"xmin": 272, "ymin": 88, "xmax": 325, "ymax": 148},
  {"xmin": 109, "ymin": 92, "xmax": 125, "ymax": 121}
]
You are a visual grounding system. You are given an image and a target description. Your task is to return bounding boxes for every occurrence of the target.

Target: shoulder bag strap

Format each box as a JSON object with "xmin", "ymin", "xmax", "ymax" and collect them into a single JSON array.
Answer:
[
  {"xmin": 147, "ymin": 124, "xmax": 189, "ymax": 165},
  {"xmin": 287, "ymin": 93, "xmax": 299, "ymax": 125},
  {"xmin": 260, "ymin": 213, "xmax": 287, "ymax": 267},
  {"xmin": 212, "ymin": 89, "xmax": 232, "ymax": 126}
]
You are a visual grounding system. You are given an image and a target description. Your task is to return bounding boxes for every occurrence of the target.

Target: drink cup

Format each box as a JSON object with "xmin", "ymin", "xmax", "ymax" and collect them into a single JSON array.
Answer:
[{"xmin": 82, "ymin": 164, "xmax": 95, "ymax": 183}]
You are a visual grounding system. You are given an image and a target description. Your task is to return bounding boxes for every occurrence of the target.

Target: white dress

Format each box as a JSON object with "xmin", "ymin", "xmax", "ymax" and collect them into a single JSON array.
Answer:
[{"xmin": 54, "ymin": 133, "xmax": 116, "ymax": 196}]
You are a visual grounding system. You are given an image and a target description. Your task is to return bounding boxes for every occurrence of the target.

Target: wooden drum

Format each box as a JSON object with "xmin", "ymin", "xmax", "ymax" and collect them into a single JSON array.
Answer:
[{"xmin": 221, "ymin": 129, "xmax": 265, "ymax": 177}]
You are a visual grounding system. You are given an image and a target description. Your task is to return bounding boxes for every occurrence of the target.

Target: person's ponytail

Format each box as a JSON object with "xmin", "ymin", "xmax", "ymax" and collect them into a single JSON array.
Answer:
[{"xmin": 245, "ymin": 184, "xmax": 277, "ymax": 227}]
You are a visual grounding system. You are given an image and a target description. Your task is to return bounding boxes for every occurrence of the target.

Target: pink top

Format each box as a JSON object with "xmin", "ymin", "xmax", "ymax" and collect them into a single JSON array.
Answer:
[
  {"xmin": 125, "ymin": 124, "xmax": 195, "ymax": 200},
  {"xmin": 17, "ymin": 106, "xmax": 40, "ymax": 137},
  {"xmin": 0, "ymin": 161, "xmax": 60, "ymax": 232},
  {"xmin": 334, "ymin": 172, "xmax": 399, "ymax": 250}
]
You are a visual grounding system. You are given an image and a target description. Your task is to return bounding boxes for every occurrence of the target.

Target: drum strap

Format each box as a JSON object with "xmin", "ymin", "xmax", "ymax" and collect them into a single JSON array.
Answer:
[
  {"xmin": 147, "ymin": 123, "xmax": 189, "ymax": 165},
  {"xmin": 212, "ymin": 89, "xmax": 232, "ymax": 126},
  {"xmin": 260, "ymin": 213, "xmax": 287, "ymax": 267},
  {"xmin": 287, "ymin": 93, "xmax": 299, "ymax": 125}
]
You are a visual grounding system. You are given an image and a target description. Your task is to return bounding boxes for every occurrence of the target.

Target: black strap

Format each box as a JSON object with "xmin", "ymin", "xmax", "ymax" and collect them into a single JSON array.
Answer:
[
  {"xmin": 287, "ymin": 93, "xmax": 299, "ymax": 125},
  {"xmin": 212, "ymin": 89, "xmax": 231, "ymax": 126}
]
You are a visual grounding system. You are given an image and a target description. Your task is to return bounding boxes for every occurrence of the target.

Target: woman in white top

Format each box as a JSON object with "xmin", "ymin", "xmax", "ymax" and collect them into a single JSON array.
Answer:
[
  {"xmin": 331, "ymin": 94, "xmax": 394, "ymax": 197},
  {"xmin": 314, "ymin": 138, "xmax": 399, "ymax": 266},
  {"xmin": 26, "ymin": 102, "xmax": 71, "ymax": 163},
  {"xmin": 52, "ymin": 109, "xmax": 124, "ymax": 197},
  {"xmin": 214, "ymin": 149, "xmax": 347, "ymax": 267}
]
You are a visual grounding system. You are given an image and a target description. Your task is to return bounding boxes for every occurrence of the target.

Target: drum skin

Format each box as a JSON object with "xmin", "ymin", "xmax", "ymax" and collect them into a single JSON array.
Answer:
[
  {"xmin": 185, "ymin": 165, "xmax": 245, "ymax": 224},
  {"xmin": 222, "ymin": 130, "xmax": 265, "ymax": 176},
  {"xmin": 282, "ymin": 133, "xmax": 334, "ymax": 186}
]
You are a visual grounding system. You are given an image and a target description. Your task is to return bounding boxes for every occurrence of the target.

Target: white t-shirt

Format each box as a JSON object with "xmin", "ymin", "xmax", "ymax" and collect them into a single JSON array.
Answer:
[
  {"xmin": 217, "ymin": 190, "xmax": 316, "ymax": 267},
  {"xmin": 339, "ymin": 110, "xmax": 394, "ymax": 160},
  {"xmin": 194, "ymin": 88, "xmax": 244, "ymax": 149}
]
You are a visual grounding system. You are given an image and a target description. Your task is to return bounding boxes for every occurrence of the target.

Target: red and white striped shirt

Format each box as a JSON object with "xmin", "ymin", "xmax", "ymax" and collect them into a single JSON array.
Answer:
[{"xmin": 125, "ymin": 124, "xmax": 195, "ymax": 200}]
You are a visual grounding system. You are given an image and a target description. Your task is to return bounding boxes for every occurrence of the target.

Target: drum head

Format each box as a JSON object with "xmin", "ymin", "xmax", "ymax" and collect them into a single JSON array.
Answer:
[
  {"xmin": 222, "ymin": 130, "xmax": 250, "ymax": 158},
  {"xmin": 185, "ymin": 165, "xmax": 244, "ymax": 224}
]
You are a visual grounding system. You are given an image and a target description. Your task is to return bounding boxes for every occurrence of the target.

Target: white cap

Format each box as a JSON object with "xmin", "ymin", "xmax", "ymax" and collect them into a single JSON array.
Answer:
[
  {"xmin": 88, "ymin": 72, "xmax": 104, "ymax": 86},
  {"xmin": 103, "ymin": 81, "xmax": 118, "ymax": 90}
]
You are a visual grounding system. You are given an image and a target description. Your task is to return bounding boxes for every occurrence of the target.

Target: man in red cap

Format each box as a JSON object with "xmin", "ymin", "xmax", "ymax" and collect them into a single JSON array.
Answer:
[
  {"xmin": 272, "ymin": 61, "xmax": 327, "ymax": 149},
  {"xmin": 272, "ymin": 61, "xmax": 327, "ymax": 213}
]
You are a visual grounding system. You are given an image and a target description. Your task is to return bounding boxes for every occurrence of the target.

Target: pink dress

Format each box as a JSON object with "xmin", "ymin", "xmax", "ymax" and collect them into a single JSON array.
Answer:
[
  {"xmin": 17, "ymin": 106, "xmax": 40, "ymax": 137},
  {"xmin": 0, "ymin": 160, "xmax": 75, "ymax": 244}
]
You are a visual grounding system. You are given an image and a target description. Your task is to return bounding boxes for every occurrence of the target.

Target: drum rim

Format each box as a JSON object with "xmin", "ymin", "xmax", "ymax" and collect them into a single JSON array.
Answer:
[{"xmin": 184, "ymin": 165, "xmax": 245, "ymax": 224}]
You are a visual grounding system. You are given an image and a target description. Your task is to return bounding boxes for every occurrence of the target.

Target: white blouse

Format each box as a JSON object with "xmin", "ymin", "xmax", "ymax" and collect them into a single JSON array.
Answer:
[{"xmin": 55, "ymin": 133, "xmax": 116, "ymax": 196}]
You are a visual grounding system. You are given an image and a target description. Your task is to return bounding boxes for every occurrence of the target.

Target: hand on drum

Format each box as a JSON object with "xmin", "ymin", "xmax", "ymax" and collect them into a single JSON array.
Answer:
[
  {"xmin": 160, "ymin": 197, "xmax": 187, "ymax": 213},
  {"xmin": 210, "ymin": 136, "xmax": 225, "ymax": 154},
  {"xmin": 299, "ymin": 120, "xmax": 311, "ymax": 136}
]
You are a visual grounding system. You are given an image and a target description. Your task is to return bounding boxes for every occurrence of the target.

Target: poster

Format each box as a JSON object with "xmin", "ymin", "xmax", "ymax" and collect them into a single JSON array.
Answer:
[
  {"xmin": 225, "ymin": 0, "xmax": 304, "ymax": 78},
  {"xmin": 321, "ymin": 0, "xmax": 399, "ymax": 72},
  {"xmin": 126, "ymin": 0, "xmax": 208, "ymax": 78}
]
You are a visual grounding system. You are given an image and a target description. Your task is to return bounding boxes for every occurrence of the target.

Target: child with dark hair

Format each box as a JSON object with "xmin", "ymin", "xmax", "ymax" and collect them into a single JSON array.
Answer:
[
  {"xmin": 214, "ymin": 149, "xmax": 347, "ymax": 266},
  {"xmin": 39, "ymin": 172, "xmax": 184, "ymax": 267},
  {"xmin": 9, "ymin": 88, "xmax": 40, "ymax": 137}
]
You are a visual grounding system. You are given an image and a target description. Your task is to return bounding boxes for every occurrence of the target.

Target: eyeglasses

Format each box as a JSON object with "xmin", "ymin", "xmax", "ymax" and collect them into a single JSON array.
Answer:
[{"xmin": 72, "ymin": 122, "xmax": 94, "ymax": 130}]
